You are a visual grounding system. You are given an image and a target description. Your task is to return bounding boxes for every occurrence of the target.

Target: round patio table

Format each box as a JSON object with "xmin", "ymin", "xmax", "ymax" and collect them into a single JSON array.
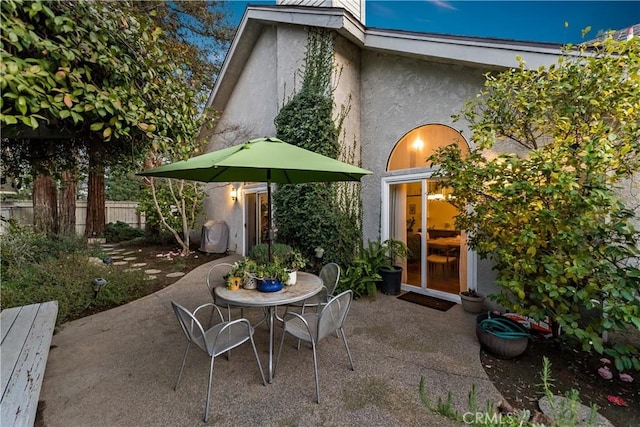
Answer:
[{"xmin": 215, "ymin": 272, "xmax": 323, "ymax": 383}]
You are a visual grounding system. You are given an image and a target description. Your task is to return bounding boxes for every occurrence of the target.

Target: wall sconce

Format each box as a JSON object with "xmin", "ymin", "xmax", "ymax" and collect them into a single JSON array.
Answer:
[{"xmin": 230, "ymin": 187, "xmax": 237, "ymax": 202}]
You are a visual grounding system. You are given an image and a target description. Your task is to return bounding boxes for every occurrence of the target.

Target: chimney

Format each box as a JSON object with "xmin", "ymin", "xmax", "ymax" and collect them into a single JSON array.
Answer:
[
  {"xmin": 276, "ymin": 0, "xmax": 366, "ymax": 25},
  {"xmin": 627, "ymin": 26, "xmax": 634, "ymax": 41}
]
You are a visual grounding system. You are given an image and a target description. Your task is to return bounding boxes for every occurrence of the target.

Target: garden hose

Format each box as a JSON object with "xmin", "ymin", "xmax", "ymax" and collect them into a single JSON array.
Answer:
[{"xmin": 479, "ymin": 313, "xmax": 531, "ymax": 340}]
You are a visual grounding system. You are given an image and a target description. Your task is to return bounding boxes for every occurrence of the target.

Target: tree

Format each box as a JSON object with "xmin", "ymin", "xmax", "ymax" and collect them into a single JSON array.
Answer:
[
  {"xmin": 1, "ymin": 0, "xmax": 213, "ymax": 235},
  {"xmin": 124, "ymin": 1, "xmax": 233, "ymax": 95},
  {"xmin": 431, "ymin": 34, "xmax": 640, "ymax": 370},
  {"xmin": 137, "ymin": 177, "xmax": 205, "ymax": 256}
]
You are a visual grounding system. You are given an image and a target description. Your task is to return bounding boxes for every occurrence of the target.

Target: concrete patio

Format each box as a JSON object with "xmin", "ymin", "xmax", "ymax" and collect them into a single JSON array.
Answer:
[{"xmin": 39, "ymin": 256, "xmax": 502, "ymax": 426}]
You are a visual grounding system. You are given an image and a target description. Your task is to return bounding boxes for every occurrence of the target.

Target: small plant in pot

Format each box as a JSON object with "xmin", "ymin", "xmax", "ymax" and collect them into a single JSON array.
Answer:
[
  {"xmin": 229, "ymin": 259, "xmax": 259, "ymax": 290},
  {"xmin": 283, "ymin": 249, "xmax": 307, "ymax": 286},
  {"xmin": 226, "ymin": 262, "xmax": 244, "ymax": 291},
  {"xmin": 460, "ymin": 289, "xmax": 486, "ymax": 313},
  {"xmin": 364, "ymin": 238, "xmax": 409, "ymax": 295},
  {"xmin": 255, "ymin": 262, "xmax": 289, "ymax": 293}
]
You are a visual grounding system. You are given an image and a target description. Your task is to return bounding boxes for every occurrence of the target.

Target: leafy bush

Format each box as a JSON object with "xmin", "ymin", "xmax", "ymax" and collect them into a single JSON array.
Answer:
[
  {"xmin": 104, "ymin": 221, "xmax": 145, "ymax": 243},
  {"xmin": 247, "ymin": 243, "xmax": 293, "ymax": 265},
  {"xmin": 0, "ymin": 222, "xmax": 149, "ymax": 323},
  {"xmin": 430, "ymin": 35, "xmax": 640, "ymax": 370},
  {"xmin": 0, "ymin": 219, "xmax": 91, "ymax": 271},
  {"xmin": 1, "ymin": 255, "xmax": 147, "ymax": 324}
]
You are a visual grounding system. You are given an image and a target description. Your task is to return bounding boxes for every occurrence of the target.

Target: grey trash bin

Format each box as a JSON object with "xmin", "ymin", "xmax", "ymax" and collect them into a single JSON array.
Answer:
[{"xmin": 199, "ymin": 220, "xmax": 229, "ymax": 254}]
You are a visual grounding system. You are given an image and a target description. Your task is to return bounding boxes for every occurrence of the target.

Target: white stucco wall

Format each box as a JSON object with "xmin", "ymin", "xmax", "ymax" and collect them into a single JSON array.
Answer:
[
  {"xmin": 359, "ymin": 50, "xmax": 486, "ymax": 242},
  {"xmin": 203, "ymin": 24, "xmax": 310, "ymax": 254},
  {"xmin": 276, "ymin": 25, "xmax": 309, "ymax": 107},
  {"xmin": 333, "ymin": 34, "xmax": 361, "ymax": 164},
  {"xmin": 203, "ymin": 26, "xmax": 279, "ymax": 253}
]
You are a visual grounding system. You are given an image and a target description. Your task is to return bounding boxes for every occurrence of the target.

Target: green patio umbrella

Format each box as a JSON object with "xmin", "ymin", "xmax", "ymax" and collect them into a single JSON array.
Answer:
[{"xmin": 138, "ymin": 137, "xmax": 372, "ymax": 260}]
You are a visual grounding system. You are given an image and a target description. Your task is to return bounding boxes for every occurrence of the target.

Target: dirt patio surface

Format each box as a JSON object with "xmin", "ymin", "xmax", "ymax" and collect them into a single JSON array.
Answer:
[{"xmin": 39, "ymin": 255, "xmax": 501, "ymax": 426}]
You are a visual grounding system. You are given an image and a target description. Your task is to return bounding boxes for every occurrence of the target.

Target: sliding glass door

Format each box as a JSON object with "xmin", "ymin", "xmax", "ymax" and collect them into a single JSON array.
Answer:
[
  {"xmin": 384, "ymin": 176, "xmax": 467, "ymax": 300},
  {"xmin": 244, "ymin": 189, "xmax": 268, "ymax": 255}
]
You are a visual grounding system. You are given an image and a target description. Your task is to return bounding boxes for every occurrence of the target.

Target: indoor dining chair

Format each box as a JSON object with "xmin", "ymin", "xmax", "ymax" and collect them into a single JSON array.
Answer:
[
  {"xmin": 171, "ymin": 301, "xmax": 266, "ymax": 423},
  {"xmin": 275, "ymin": 290, "xmax": 355, "ymax": 403}
]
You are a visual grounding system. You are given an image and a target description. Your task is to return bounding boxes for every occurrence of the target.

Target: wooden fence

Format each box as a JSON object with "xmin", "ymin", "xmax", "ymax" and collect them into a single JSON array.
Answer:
[{"xmin": 0, "ymin": 201, "xmax": 145, "ymax": 235}]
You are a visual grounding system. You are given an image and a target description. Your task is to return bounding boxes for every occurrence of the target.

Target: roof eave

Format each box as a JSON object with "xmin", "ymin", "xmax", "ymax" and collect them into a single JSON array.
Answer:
[{"xmin": 206, "ymin": 5, "xmax": 564, "ymax": 112}]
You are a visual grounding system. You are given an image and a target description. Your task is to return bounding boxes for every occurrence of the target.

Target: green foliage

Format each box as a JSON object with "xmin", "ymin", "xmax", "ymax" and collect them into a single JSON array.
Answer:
[
  {"xmin": 123, "ymin": 0, "xmax": 233, "ymax": 96},
  {"xmin": 254, "ymin": 262, "xmax": 289, "ymax": 282},
  {"xmin": 431, "ymin": 35, "xmax": 640, "ymax": 369},
  {"xmin": 103, "ymin": 221, "xmax": 144, "ymax": 243},
  {"xmin": 1, "ymin": 0, "xmax": 205, "ymax": 178},
  {"xmin": 274, "ymin": 28, "xmax": 362, "ymax": 266},
  {"xmin": 105, "ymin": 171, "xmax": 145, "ymax": 201},
  {"xmin": 0, "ymin": 219, "xmax": 90, "ymax": 271},
  {"xmin": 336, "ymin": 256, "xmax": 381, "ymax": 299},
  {"xmin": 418, "ymin": 357, "xmax": 596, "ymax": 426},
  {"xmin": 136, "ymin": 178, "xmax": 203, "ymax": 235},
  {"xmin": 284, "ymin": 248, "xmax": 308, "ymax": 271},
  {"xmin": 0, "ymin": 223, "xmax": 147, "ymax": 323},
  {"xmin": 247, "ymin": 243, "xmax": 293, "ymax": 265}
]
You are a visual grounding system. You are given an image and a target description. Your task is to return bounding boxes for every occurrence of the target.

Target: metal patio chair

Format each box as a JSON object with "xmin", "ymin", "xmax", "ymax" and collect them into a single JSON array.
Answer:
[
  {"xmin": 206, "ymin": 263, "xmax": 244, "ymax": 321},
  {"xmin": 290, "ymin": 262, "xmax": 341, "ymax": 313},
  {"xmin": 275, "ymin": 290, "xmax": 355, "ymax": 403},
  {"xmin": 171, "ymin": 301, "xmax": 266, "ymax": 423}
]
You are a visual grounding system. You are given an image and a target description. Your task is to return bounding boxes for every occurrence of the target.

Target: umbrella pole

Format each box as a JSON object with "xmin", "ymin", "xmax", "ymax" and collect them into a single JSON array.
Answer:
[{"xmin": 267, "ymin": 172, "xmax": 272, "ymax": 263}]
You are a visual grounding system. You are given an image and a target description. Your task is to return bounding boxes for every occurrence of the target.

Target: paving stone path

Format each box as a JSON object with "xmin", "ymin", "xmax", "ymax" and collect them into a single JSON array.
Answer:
[{"xmin": 101, "ymin": 246, "xmax": 184, "ymax": 282}]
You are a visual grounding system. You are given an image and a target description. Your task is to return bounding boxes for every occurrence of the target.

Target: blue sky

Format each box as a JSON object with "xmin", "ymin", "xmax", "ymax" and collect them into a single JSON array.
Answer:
[{"xmin": 225, "ymin": 0, "xmax": 639, "ymax": 44}]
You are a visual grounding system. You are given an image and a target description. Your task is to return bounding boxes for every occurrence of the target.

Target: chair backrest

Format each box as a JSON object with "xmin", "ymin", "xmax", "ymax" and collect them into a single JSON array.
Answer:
[
  {"xmin": 317, "ymin": 290, "xmax": 352, "ymax": 341},
  {"xmin": 319, "ymin": 263, "xmax": 341, "ymax": 297},
  {"xmin": 172, "ymin": 301, "xmax": 207, "ymax": 350},
  {"xmin": 206, "ymin": 263, "xmax": 233, "ymax": 296}
]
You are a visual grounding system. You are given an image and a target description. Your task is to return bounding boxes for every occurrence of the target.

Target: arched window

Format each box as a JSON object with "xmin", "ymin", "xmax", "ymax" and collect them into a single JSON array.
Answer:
[{"xmin": 387, "ymin": 124, "xmax": 469, "ymax": 171}]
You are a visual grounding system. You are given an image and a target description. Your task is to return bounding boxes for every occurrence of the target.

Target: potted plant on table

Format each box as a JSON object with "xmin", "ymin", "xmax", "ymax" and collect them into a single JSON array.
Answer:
[
  {"xmin": 459, "ymin": 289, "xmax": 486, "ymax": 313},
  {"xmin": 283, "ymin": 249, "xmax": 307, "ymax": 286},
  {"xmin": 255, "ymin": 262, "xmax": 289, "ymax": 293}
]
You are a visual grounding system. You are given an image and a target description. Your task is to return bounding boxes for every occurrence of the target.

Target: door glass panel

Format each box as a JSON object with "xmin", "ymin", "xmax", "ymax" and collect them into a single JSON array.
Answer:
[
  {"xmin": 388, "ymin": 179, "xmax": 465, "ymax": 295},
  {"xmin": 245, "ymin": 191, "xmax": 269, "ymax": 254},
  {"xmin": 426, "ymin": 180, "xmax": 461, "ymax": 294}
]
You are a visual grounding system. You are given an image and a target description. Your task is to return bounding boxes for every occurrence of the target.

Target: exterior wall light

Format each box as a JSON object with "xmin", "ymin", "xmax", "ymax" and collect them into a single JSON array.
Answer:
[{"xmin": 230, "ymin": 187, "xmax": 237, "ymax": 202}]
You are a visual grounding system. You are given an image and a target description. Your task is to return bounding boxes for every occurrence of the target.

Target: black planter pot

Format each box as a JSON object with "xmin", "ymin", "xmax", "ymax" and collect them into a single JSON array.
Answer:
[{"xmin": 379, "ymin": 266, "xmax": 402, "ymax": 295}]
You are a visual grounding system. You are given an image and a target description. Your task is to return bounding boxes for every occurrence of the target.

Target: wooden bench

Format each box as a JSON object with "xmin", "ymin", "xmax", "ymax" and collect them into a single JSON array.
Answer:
[{"xmin": 1, "ymin": 301, "xmax": 58, "ymax": 427}]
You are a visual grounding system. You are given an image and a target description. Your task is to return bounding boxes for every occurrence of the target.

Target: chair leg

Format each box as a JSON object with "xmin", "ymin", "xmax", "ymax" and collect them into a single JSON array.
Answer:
[
  {"xmin": 340, "ymin": 327, "xmax": 355, "ymax": 371},
  {"xmin": 311, "ymin": 340, "xmax": 320, "ymax": 404},
  {"xmin": 204, "ymin": 354, "xmax": 216, "ymax": 423},
  {"xmin": 175, "ymin": 342, "xmax": 191, "ymax": 390}
]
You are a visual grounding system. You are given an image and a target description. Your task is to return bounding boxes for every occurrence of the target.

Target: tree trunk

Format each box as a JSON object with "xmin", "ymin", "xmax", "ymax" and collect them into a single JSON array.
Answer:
[
  {"xmin": 85, "ymin": 155, "xmax": 106, "ymax": 237},
  {"xmin": 59, "ymin": 170, "xmax": 77, "ymax": 235},
  {"xmin": 33, "ymin": 173, "xmax": 58, "ymax": 234}
]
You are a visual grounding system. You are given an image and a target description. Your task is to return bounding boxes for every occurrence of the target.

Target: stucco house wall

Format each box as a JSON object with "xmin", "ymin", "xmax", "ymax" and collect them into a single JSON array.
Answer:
[
  {"xmin": 203, "ymin": 23, "xmax": 312, "ymax": 253},
  {"xmin": 201, "ymin": 5, "xmax": 637, "ymax": 301},
  {"xmin": 359, "ymin": 51, "xmax": 486, "ymax": 243}
]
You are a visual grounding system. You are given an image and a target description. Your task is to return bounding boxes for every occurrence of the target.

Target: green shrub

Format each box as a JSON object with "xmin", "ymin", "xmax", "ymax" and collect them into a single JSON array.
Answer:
[
  {"xmin": 104, "ymin": 221, "xmax": 145, "ymax": 243},
  {"xmin": 1, "ymin": 253, "xmax": 148, "ymax": 323},
  {"xmin": 0, "ymin": 220, "xmax": 90, "ymax": 270},
  {"xmin": 248, "ymin": 243, "xmax": 293, "ymax": 265},
  {"xmin": 0, "ymin": 221, "xmax": 149, "ymax": 323}
]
